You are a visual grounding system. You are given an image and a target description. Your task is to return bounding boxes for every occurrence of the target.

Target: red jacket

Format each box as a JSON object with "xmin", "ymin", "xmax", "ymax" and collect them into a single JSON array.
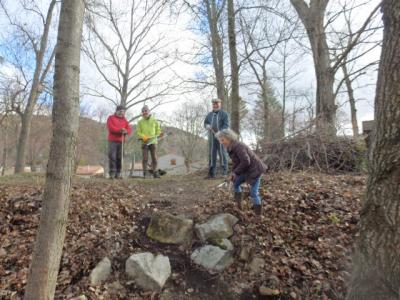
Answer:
[{"xmin": 107, "ymin": 114, "xmax": 132, "ymax": 142}]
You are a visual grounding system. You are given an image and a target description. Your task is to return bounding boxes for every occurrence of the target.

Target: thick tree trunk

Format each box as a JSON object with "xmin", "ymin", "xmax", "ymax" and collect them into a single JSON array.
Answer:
[
  {"xmin": 346, "ymin": 1, "xmax": 400, "ymax": 299},
  {"xmin": 205, "ymin": 0, "xmax": 226, "ymax": 108},
  {"xmin": 15, "ymin": 0, "xmax": 57, "ymax": 173},
  {"xmin": 24, "ymin": 0, "xmax": 85, "ymax": 299},
  {"xmin": 342, "ymin": 63, "xmax": 359, "ymax": 137},
  {"xmin": 290, "ymin": 0, "xmax": 337, "ymax": 136},
  {"xmin": 227, "ymin": 0, "xmax": 240, "ymax": 134},
  {"xmin": 307, "ymin": 21, "xmax": 336, "ymax": 136}
]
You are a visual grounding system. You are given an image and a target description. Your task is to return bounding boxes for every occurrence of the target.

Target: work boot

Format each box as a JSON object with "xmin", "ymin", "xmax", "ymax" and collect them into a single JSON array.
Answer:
[
  {"xmin": 116, "ymin": 173, "xmax": 123, "ymax": 180},
  {"xmin": 143, "ymin": 171, "xmax": 150, "ymax": 179},
  {"xmin": 253, "ymin": 204, "xmax": 262, "ymax": 216},
  {"xmin": 153, "ymin": 171, "xmax": 161, "ymax": 179},
  {"xmin": 204, "ymin": 174, "xmax": 216, "ymax": 180},
  {"xmin": 234, "ymin": 192, "xmax": 243, "ymax": 210},
  {"xmin": 109, "ymin": 172, "xmax": 115, "ymax": 180}
]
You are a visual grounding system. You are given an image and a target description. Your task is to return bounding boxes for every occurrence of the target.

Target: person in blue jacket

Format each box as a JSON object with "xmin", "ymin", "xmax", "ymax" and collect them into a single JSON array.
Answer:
[{"xmin": 204, "ymin": 98, "xmax": 230, "ymax": 179}]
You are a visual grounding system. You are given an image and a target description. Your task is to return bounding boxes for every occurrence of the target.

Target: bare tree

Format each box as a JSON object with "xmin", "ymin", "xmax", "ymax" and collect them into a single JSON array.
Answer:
[
  {"xmin": 331, "ymin": 0, "xmax": 382, "ymax": 138},
  {"xmin": 227, "ymin": 0, "xmax": 240, "ymax": 133},
  {"xmin": 239, "ymin": 4, "xmax": 296, "ymax": 140},
  {"xmin": 24, "ymin": 0, "xmax": 85, "ymax": 298},
  {"xmin": 204, "ymin": 0, "xmax": 227, "ymax": 107},
  {"xmin": 0, "ymin": 77, "xmax": 27, "ymax": 174},
  {"xmin": 173, "ymin": 101, "xmax": 207, "ymax": 172},
  {"xmin": 347, "ymin": 1, "xmax": 400, "ymax": 299},
  {"xmin": 84, "ymin": 0, "xmax": 179, "ymax": 120},
  {"xmin": 290, "ymin": 0, "xmax": 380, "ymax": 135},
  {"xmin": 0, "ymin": 0, "xmax": 58, "ymax": 173},
  {"xmin": 182, "ymin": 0, "xmax": 229, "ymax": 109}
]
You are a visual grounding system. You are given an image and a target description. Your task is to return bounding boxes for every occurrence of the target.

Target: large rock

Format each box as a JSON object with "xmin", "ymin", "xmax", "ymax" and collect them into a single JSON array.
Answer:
[
  {"xmin": 191, "ymin": 245, "xmax": 234, "ymax": 271},
  {"xmin": 210, "ymin": 238, "xmax": 234, "ymax": 251},
  {"xmin": 126, "ymin": 252, "xmax": 171, "ymax": 292},
  {"xmin": 248, "ymin": 257, "xmax": 265, "ymax": 275},
  {"xmin": 146, "ymin": 212, "xmax": 193, "ymax": 244},
  {"xmin": 195, "ymin": 213, "xmax": 238, "ymax": 242},
  {"xmin": 89, "ymin": 257, "xmax": 111, "ymax": 286}
]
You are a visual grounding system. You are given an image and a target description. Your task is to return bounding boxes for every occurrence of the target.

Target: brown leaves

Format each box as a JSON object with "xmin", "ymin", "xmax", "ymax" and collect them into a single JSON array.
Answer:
[{"xmin": 0, "ymin": 173, "xmax": 364, "ymax": 299}]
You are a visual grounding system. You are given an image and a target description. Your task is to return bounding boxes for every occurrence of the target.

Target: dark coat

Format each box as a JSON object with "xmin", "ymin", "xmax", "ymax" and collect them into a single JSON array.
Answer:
[{"xmin": 228, "ymin": 141, "xmax": 267, "ymax": 184}]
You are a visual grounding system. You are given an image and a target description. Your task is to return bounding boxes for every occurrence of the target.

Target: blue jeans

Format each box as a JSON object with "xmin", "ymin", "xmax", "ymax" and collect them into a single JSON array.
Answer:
[
  {"xmin": 233, "ymin": 175, "xmax": 262, "ymax": 205},
  {"xmin": 208, "ymin": 135, "xmax": 228, "ymax": 176}
]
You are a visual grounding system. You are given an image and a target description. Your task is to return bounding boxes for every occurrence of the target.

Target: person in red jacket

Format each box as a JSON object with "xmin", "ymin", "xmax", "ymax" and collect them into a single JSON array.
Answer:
[{"xmin": 106, "ymin": 105, "xmax": 132, "ymax": 179}]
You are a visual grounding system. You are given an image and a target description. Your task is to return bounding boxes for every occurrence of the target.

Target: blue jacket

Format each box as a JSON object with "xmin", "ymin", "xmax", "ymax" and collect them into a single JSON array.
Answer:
[{"xmin": 204, "ymin": 109, "xmax": 230, "ymax": 134}]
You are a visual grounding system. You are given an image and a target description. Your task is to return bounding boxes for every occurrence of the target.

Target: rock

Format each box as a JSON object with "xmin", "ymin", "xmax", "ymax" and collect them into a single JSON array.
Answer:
[
  {"xmin": 105, "ymin": 281, "xmax": 124, "ymax": 293},
  {"xmin": 266, "ymin": 275, "xmax": 280, "ymax": 288},
  {"xmin": 126, "ymin": 252, "xmax": 171, "ymax": 292},
  {"xmin": 195, "ymin": 213, "xmax": 239, "ymax": 242},
  {"xmin": 248, "ymin": 257, "xmax": 265, "ymax": 275},
  {"xmin": 210, "ymin": 238, "xmax": 234, "ymax": 251},
  {"xmin": 146, "ymin": 212, "xmax": 193, "ymax": 244},
  {"xmin": 239, "ymin": 245, "xmax": 252, "ymax": 262},
  {"xmin": 89, "ymin": 257, "xmax": 111, "ymax": 286},
  {"xmin": 191, "ymin": 245, "xmax": 234, "ymax": 271},
  {"xmin": 0, "ymin": 248, "xmax": 6, "ymax": 257},
  {"xmin": 68, "ymin": 296, "xmax": 87, "ymax": 300},
  {"xmin": 159, "ymin": 289, "xmax": 173, "ymax": 300},
  {"xmin": 259, "ymin": 286, "xmax": 280, "ymax": 296}
]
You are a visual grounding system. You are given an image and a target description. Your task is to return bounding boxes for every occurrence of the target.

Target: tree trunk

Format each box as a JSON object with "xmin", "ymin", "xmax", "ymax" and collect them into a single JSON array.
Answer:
[
  {"xmin": 227, "ymin": 0, "xmax": 240, "ymax": 134},
  {"xmin": 346, "ymin": 1, "xmax": 400, "ymax": 299},
  {"xmin": 261, "ymin": 90, "xmax": 270, "ymax": 142},
  {"xmin": 15, "ymin": 0, "xmax": 57, "ymax": 173},
  {"xmin": 205, "ymin": 0, "xmax": 226, "ymax": 108},
  {"xmin": 281, "ymin": 48, "xmax": 287, "ymax": 137},
  {"xmin": 24, "ymin": 0, "xmax": 85, "ymax": 299},
  {"xmin": 342, "ymin": 63, "xmax": 359, "ymax": 138},
  {"xmin": 290, "ymin": 0, "xmax": 337, "ymax": 136},
  {"xmin": 15, "ymin": 112, "xmax": 34, "ymax": 173},
  {"xmin": 1, "ymin": 118, "xmax": 8, "ymax": 176}
]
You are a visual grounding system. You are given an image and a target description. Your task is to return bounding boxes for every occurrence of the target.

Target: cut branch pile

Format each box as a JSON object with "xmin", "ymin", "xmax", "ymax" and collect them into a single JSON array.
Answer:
[{"xmin": 259, "ymin": 134, "xmax": 366, "ymax": 173}]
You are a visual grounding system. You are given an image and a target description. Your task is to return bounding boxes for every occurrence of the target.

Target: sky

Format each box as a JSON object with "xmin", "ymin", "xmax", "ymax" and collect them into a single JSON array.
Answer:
[{"xmin": 0, "ymin": 0, "xmax": 383, "ymax": 137}]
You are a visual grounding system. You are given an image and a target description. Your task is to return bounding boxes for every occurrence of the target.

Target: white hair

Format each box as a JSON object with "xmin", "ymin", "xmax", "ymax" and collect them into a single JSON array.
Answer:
[{"xmin": 215, "ymin": 129, "xmax": 238, "ymax": 141}]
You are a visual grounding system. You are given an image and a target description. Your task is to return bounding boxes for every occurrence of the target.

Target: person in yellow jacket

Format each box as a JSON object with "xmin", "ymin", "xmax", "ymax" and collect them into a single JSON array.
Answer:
[{"xmin": 137, "ymin": 105, "xmax": 163, "ymax": 178}]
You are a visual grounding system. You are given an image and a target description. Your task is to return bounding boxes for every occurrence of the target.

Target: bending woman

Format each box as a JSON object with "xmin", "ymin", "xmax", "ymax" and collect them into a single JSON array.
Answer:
[{"xmin": 216, "ymin": 129, "xmax": 267, "ymax": 216}]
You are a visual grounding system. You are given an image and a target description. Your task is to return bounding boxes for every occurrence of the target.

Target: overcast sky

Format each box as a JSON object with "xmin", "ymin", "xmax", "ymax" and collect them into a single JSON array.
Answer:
[{"xmin": 0, "ymin": 0, "xmax": 383, "ymax": 137}]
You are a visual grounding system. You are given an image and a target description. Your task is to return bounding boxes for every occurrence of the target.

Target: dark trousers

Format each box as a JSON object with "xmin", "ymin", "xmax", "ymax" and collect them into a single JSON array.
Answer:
[
  {"xmin": 208, "ymin": 135, "xmax": 228, "ymax": 176},
  {"xmin": 108, "ymin": 141, "xmax": 122, "ymax": 176},
  {"xmin": 142, "ymin": 144, "xmax": 157, "ymax": 172}
]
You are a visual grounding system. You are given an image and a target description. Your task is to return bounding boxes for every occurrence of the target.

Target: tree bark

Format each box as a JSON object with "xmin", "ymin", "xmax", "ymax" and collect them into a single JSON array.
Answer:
[
  {"xmin": 1, "ymin": 117, "xmax": 8, "ymax": 176},
  {"xmin": 342, "ymin": 63, "xmax": 359, "ymax": 138},
  {"xmin": 24, "ymin": 0, "xmax": 85, "ymax": 299},
  {"xmin": 227, "ymin": 0, "xmax": 240, "ymax": 134},
  {"xmin": 204, "ymin": 0, "xmax": 227, "ymax": 108},
  {"xmin": 290, "ymin": 0, "xmax": 337, "ymax": 136},
  {"xmin": 346, "ymin": 1, "xmax": 400, "ymax": 299},
  {"xmin": 15, "ymin": 0, "xmax": 57, "ymax": 173}
]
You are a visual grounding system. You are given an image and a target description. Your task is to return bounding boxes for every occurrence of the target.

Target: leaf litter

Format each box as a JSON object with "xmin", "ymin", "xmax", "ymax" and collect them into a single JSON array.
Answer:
[{"xmin": 0, "ymin": 172, "xmax": 365, "ymax": 299}]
